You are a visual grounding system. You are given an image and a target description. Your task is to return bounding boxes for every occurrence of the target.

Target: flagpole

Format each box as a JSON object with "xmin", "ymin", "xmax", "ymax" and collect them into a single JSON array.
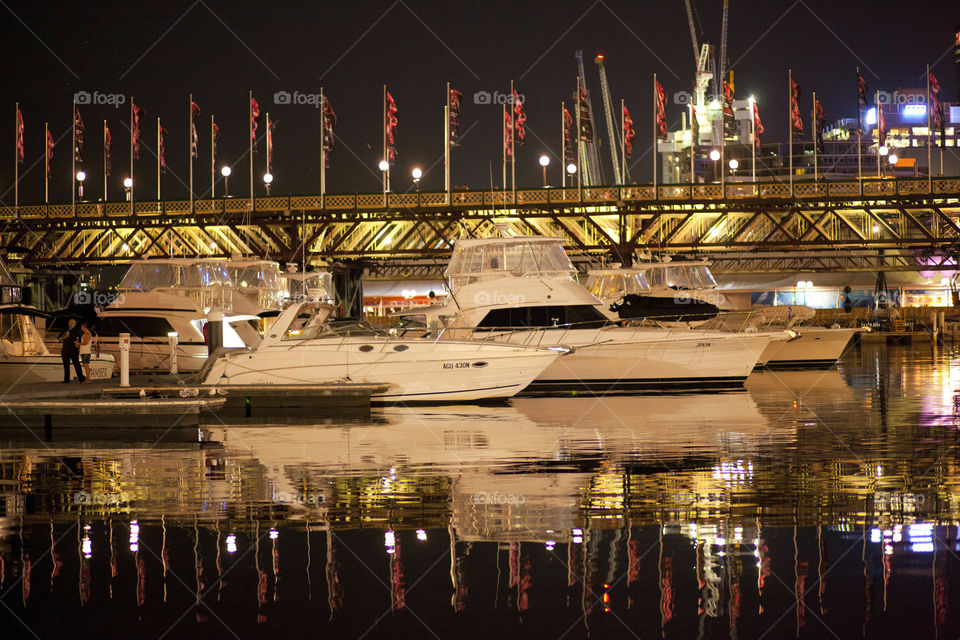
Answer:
[
  {"xmin": 210, "ymin": 115, "xmax": 215, "ymax": 198},
  {"xmin": 811, "ymin": 93, "xmax": 818, "ymax": 182},
  {"xmin": 44, "ymin": 121, "xmax": 49, "ymax": 204},
  {"xmin": 788, "ymin": 69, "xmax": 793, "ymax": 196},
  {"xmin": 502, "ymin": 103, "xmax": 507, "ymax": 193},
  {"xmin": 620, "ymin": 98, "xmax": 626, "ymax": 185},
  {"xmin": 249, "ymin": 90, "xmax": 254, "ymax": 209},
  {"xmin": 510, "ymin": 79, "xmax": 516, "ymax": 201},
  {"xmin": 72, "ymin": 99, "xmax": 76, "ymax": 216},
  {"xmin": 320, "ymin": 88, "xmax": 325, "ymax": 209},
  {"xmin": 444, "ymin": 82, "xmax": 451, "ymax": 200},
  {"xmin": 927, "ymin": 64, "xmax": 932, "ymax": 192},
  {"xmin": 14, "ymin": 103, "xmax": 19, "ymax": 210},
  {"xmin": 103, "ymin": 120, "xmax": 108, "ymax": 201},
  {"xmin": 751, "ymin": 102, "xmax": 757, "ymax": 184},
  {"xmin": 690, "ymin": 104, "xmax": 695, "ymax": 185},
  {"xmin": 383, "ymin": 84, "xmax": 389, "ymax": 200},
  {"xmin": 876, "ymin": 90, "xmax": 882, "ymax": 179},
  {"xmin": 856, "ymin": 67, "xmax": 862, "ymax": 193},
  {"xmin": 561, "ymin": 101, "xmax": 566, "ymax": 189},
  {"xmin": 189, "ymin": 94, "xmax": 194, "ymax": 212},
  {"xmin": 265, "ymin": 112, "xmax": 270, "ymax": 181},
  {"xmin": 652, "ymin": 74, "xmax": 658, "ymax": 193},
  {"xmin": 130, "ymin": 98, "xmax": 134, "ymax": 214}
]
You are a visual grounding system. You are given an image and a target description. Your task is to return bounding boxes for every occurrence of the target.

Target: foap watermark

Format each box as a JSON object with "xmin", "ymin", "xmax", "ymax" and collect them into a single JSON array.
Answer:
[
  {"xmin": 73, "ymin": 91, "xmax": 126, "ymax": 108},
  {"xmin": 873, "ymin": 491, "xmax": 927, "ymax": 511},
  {"xmin": 473, "ymin": 90, "xmax": 526, "ymax": 106},
  {"xmin": 73, "ymin": 290, "xmax": 122, "ymax": 307},
  {"xmin": 674, "ymin": 291, "xmax": 726, "ymax": 307},
  {"xmin": 876, "ymin": 90, "xmax": 926, "ymax": 105},
  {"xmin": 473, "ymin": 291, "xmax": 525, "ymax": 306},
  {"xmin": 274, "ymin": 491, "xmax": 326, "ymax": 506},
  {"xmin": 273, "ymin": 90, "xmax": 324, "ymax": 108},
  {"xmin": 74, "ymin": 491, "xmax": 130, "ymax": 505},
  {"xmin": 472, "ymin": 491, "xmax": 526, "ymax": 505}
]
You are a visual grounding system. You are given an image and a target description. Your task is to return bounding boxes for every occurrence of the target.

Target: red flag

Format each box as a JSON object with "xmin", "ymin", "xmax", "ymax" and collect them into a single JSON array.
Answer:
[
  {"xmin": 753, "ymin": 103, "xmax": 764, "ymax": 149},
  {"xmin": 191, "ymin": 100, "xmax": 200, "ymax": 158},
  {"xmin": 46, "ymin": 129, "xmax": 54, "ymax": 177},
  {"xmin": 857, "ymin": 68, "xmax": 868, "ymax": 134},
  {"xmin": 16, "ymin": 107, "xmax": 24, "ymax": 164},
  {"xmin": 104, "ymin": 124, "xmax": 112, "ymax": 177},
  {"xmin": 722, "ymin": 80, "xmax": 736, "ymax": 138},
  {"xmin": 132, "ymin": 102, "xmax": 143, "ymax": 159},
  {"xmin": 563, "ymin": 106, "xmax": 575, "ymax": 166},
  {"xmin": 449, "ymin": 88, "xmax": 462, "ymax": 147},
  {"xmin": 74, "ymin": 106, "xmax": 85, "ymax": 163},
  {"xmin": 158, "ymin": 125, "xmax": 167, "ymax": 173},
  {"xmin": 512, "ymin": 89, "xmax": 526, "ymax": 146},
  {"xmin": 385, "ymin": 92, "xmax": 398, "ymax": 164},
  {"xmin": 266, "ymin": 118, "xmax": 275, "ymax": 167},
  {"xmin": 790, "ymin": 79, "xmax": 803, "ymax": 136},
  {"xmin": 930, "ymin": 71, "xmax": 945, "ymax": 146},
  {"xmin": 622, "ymin": 104, "xmax": 635, "ymax": 157},
  {"xmin": 322, "ymin": 97, "xmax": 336, "ymax": 167},
  {"xmin": 877, "ymin": 103, "xmax": 886, "ymax": 148},
  {"xmin": 504, "ymin": 110, "xmax": 513, "ymax": 158},
  {"xmin": 814, "ymin": 98, "xmax": 825, "ymax": 153},
  {"xmin": 212, "ymin": 121, "xmax": 220, "ymax": 163},
  {"xmin": 578, "ymin": 84, "xmax": 593, "ymax": 143},
  {"xmin": 250, "ymin": 96, "xmax": 260, "ymax": 150},
  {"xmin": 655, "ymin": 79, "xmax": 668, "ymax": 140}
]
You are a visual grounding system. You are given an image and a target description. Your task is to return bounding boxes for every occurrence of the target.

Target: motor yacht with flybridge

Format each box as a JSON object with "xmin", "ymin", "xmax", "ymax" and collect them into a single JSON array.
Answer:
[
  {"xmin": 0, "ymin": 259, "xmax": 113, "ymax": 384},
  {"xmin": 418, "ymin": 236, "xmax": 771, "ymax": 394},
  {"xmin": 608, "ymin": 259, "xmax": 860, "ymax": 368},
  {"xmin": 200, "ymin": 300, "xmax": 566, "ymax": 403}
]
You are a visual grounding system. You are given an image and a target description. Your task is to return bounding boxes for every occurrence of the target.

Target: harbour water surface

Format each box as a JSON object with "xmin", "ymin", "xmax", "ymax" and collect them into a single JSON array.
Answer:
[{"xmin": 1, "ymin": 343, "xmax": 960, "ymax": 638}]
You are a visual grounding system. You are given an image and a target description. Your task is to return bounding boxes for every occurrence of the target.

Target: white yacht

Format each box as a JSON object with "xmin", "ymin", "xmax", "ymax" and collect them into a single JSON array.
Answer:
[
  {"xmin": 90, "ymin": 259, "xmax": 247, "ymax": 372},
  {"xmin": 600, "ymin": 260, "xmax": 857, "ymax": 367},
  {"xmin": 417, "ymin": 237, "xmax": 771, "ymax": 393},
  {"xmin": 0, "ymin": 262, "xmax": 113, "ymax": 384},
  {"xmin": 201, "ymin": 300, "xmax": 566, "ymax": 402}
]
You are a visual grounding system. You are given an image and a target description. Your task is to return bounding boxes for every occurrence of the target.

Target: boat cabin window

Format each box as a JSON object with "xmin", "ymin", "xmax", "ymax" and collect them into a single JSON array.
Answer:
[
  {"xmin": 476, "ymin": 305, "xmax": 609, "ymax": 330},
  {"xmin": 95, "ymin": 316, "xmax": 176, "ymax": 337},
  {"xmin": 118, "ymin": 261, "xmax": 232, "ymax": 292},
  {"xmin": 585, "ymin": 272, "xmax": 651, "ymax": 299},
  {"xmin": 445, "ymin": 239, "xmax": 577, "ymax": 290},
  {"xmin": 641, "ymin": 264, "xmax": 717, "ymax": 290},
  {"xmin": 0, "ymin": 312, "xmax": 46, "ymax": 356}
]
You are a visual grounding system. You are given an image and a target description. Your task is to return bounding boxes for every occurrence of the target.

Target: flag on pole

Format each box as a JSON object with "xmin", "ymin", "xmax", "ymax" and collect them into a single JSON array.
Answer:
[
  {"xmin": 752, "ymin": 103, "xmax": 764, "ymax": 149},
  {"xmin": 385, "ymin": 91, "xmax": 398, "ymax": 164},
  {"xmin": 212, "ymin": 121, "xmax": 220, "ymax": 162},
  {"xmin": 691, "ymin": 104, "xmax": 700, "ymax": 155},
  {"xmin": 622, "ymin": 105, "xmax": 635, "ymax": 157},
  {"xmin": 790, "ymin": 79, "xmax": 803, "ymax": 136},
  {"xmin": 655, "ymin": 80, "xmax": 668, "ymax": 140},
  {"xmin": 512, "ymin": 90, "xmax": 526, "ymax": 146},
  {"xmin": 577, "ymin": 84, "xmax": 593, "ymax": 142},
  {"xmin": 814, "ymin": 98, "xmax": 825, "ymax": 153},
  {"xmin": 250, "ymin": 96, "xmax": 260, "ymax": 150},
  {"xmin": 721, "ymin": 80, "xmax": 736, "ymax": 138},
  {"xmin": 449, "ymin": 88, "xmax": 462, "ymax": 147},
  {"xmin": 929, "ymin": 71, "xmax": 945, "ymax": 146},
  {"xmin": 158, "ymin": 125, "xmax": 167, "ymax": 173},
  {"xmin": 46, "ymin": 129, "xmax": 54, "ymax": 176},
  {"xmin": 190, "ymin": 100, "xmax": 200, "ymax": 158},
  {"xmin": 74, "ymin": 106, "xmax": 85, "ymax": 162},
  {"xmin": 104, "ymin": 124, "xmax": 112, "ymax": 176},
  {"xmin": 15, "ymin": 106, "xmax": 24, "ymax": 164},
  {"xmin": 504, "ymin": 110, "xmax": 513, "ymax": 158},
  {"xmin": 856, "ymin": 68, "xmax": 868, "ymax": 134},
  {"xmin": 322, "ymin": 97, "xmax": 336, "ymax": 167},
  {"xmin": 877, "ymin": 101, "xmax": 886, "ymax": 148},
  {"xmin": 266, "ymin": 118, "xmax": 275, "ymax": 167},
  {"xmin": 132, "ymin": 102, "xmax": 143, "ymax": 159},
  {"xmin": 563, "ymin": 106, "xmax": 575, "ymax": 167}
]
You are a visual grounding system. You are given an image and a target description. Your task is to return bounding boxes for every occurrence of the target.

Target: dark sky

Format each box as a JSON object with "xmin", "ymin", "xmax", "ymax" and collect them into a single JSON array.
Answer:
[{"xmin": 0, "ymin": 0, "xmax": 957, "ymax": 203}]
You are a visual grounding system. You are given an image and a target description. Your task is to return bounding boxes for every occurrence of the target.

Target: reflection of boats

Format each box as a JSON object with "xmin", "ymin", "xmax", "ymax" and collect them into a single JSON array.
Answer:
[
  {"xmin": 0, "ymin": 261, "xmax": 113, "ymax": 384},
  {"xmin": 202, "ymin": 301, "xmax": 565, "ymax": 402}
]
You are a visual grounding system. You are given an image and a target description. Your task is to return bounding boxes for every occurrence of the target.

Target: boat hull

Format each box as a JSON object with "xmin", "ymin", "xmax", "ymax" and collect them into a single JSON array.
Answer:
[
  {"xmin": 760, "ymin": 328, "xmax": 857, "ymax": 367},
  {"xmin": 0, "ymin": 355, "xmax": 114, "ymax": 385}
]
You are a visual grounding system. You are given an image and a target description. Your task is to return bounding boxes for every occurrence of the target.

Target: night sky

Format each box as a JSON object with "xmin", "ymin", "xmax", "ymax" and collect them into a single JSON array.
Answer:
[{"xmin": 0, "ymin": 0, "xmax": 956, "ymax": 203}]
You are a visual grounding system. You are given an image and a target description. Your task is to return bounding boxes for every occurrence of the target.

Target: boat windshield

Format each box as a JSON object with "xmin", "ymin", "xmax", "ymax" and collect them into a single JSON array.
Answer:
[
  {"xmin": 0, "ymin": 311, "xmax": 47, "ymax": 356},
  {"xmin": 283, "ymin": 272, "xmax": 334, "ymax": 303},
  {"xmin": 584, "ymin": 271, "xmax": 651, "ymax": 299},
  {"xmin": 639, "ymin": 263, "xmax": 717, "ymax": 290},
  {"xmin": 229, "ymin": 261, "xmax": 284, "ymax": 310},
  {"xmin": 118, "ymin": 261, "xmax": 233, "ymax": 291},
  {"xmin": 445, "ymin": 237, "xmax": 576, "ymax": 290}
]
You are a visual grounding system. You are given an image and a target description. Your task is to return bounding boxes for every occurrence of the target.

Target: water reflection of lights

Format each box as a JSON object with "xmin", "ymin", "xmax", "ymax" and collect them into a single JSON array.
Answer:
[
  {"xmin": 872, "ymin": 522, "xmax": 938, "ymax": 554},
  {"xmin": 712, "ymin": 459, "xmax": 754, "ymax": 485},
  {"xmin": 572, "ymin": 528, "xmax": 583, "ymax": 544},
  {"xmin": 82, "ymin": 524, "xmax": 92, "ymax": 558},
  {"xmin": 416, "ymin": 529, "xmax": 427, "ymax": 541},
  {"xmin": 226, "ymin": 534, "xmax": 237, "ymax": 553},
  {"xmin": 269, "ymin": 528, "xmax": 279, "ymax": 540},
  {"xmin": 385, "ymin": 530, "xmax": 396, "ymax": 554},
  {"xmin": 129, "ymin": 520, "xmax": 139, "ymax": 552}
]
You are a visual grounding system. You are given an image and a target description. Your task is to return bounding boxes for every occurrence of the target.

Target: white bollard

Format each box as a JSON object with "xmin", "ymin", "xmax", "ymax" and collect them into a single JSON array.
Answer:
[
  {"xmin": 119, "ymin": 332, "xmax": 130, "ymax": 387},
  {"xmin": 167, "ymin": 332, "xmax": 179, "ymax": 375}
]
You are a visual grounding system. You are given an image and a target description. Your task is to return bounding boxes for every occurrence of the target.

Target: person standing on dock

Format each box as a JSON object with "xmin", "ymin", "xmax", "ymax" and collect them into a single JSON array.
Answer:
[
  {"xmin": 59, "ymin": 318, "xmax": 85, "ymax": 383},
  {"xmin": 79, "ymin": 322, "xmax": 93, "ymax": 383}
]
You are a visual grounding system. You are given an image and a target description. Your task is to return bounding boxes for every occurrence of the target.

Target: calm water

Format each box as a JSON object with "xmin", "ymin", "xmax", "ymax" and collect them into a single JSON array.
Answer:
[{"xmin": 2, "ymin": 343, "xmax": 960, "ymax": 639}]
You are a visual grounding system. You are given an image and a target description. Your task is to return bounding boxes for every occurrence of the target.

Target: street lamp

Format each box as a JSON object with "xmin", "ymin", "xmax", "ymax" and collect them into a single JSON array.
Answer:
[
  {"xmin": 378, "ymin": 160, "xmax": 390, "ymax": 194},
  {"xmin": 123, "ymin": 177, "xmax": 133, "ymax": 202},
  {"xmin": 566, "ymin": 163, "xmax": 577, "ymax": 176},
  {"xmin": 888, "ymin": 153, "xmax": 898, "ymax": 171},
  {"xmin": 76, "ymin": 170, "xmax": 86, "ymax": 199},
  {"xmin": 709, "ymin": 148, "xmax": 721, "ymax": 182},
  {"xmin": 221, "ymin": 165, "xmax": 232, "ymax": 197},
  {"xmin": 728, "ymin": 158, "xmax": 739, "ymax": 179},
  {"xmin": 411, "ymin": 167, "xmax": 422, "ymax": 191},
  {"xmin": 263, "ymin": 172, "xmax": 273, "ymax": 195},
  {"xmin": 538, "ymin": 155, "xmax": 550, "ymax": 187}
]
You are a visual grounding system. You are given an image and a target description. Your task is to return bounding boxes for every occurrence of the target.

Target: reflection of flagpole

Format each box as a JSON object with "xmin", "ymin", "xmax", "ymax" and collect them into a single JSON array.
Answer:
[{"xmin": 927, "ymin": 64, "xmax": 932, "ymax": 192}]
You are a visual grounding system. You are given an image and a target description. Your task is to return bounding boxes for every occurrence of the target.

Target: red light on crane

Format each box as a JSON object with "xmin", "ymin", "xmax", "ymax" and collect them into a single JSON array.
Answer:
[{"xmin": 595, "ymin": 54, "xmax": 605, "ymax": 63}]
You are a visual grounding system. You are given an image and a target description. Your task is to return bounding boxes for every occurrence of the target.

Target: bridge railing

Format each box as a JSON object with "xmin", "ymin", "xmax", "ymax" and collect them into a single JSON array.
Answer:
[{"xmin": 2, "ymin": 177, "xmax": 958, "ymax": 221}]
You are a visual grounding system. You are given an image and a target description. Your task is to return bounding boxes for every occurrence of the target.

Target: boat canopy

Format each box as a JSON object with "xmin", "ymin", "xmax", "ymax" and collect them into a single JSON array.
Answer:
[
  {"xmin": 225, "ymin": 259, "xmax": 284, "ymax": 310},
  {"xmin": 636, "ymin": 261, "xmax": 717, "ymax": 290},
  {"xmin": 118, "ymin": 259, "xmax": 233, "ymax": 292},
  {"xmin": 445, "ymin": 237, "xmax": 576, "ymax": 289},
  {"xmin": 282, "ymin": 271, "xmax": 334, "ymax": 303},
  {"xmin": 584, "ymin": 269, "xmax": 651, "ymax": 299}
]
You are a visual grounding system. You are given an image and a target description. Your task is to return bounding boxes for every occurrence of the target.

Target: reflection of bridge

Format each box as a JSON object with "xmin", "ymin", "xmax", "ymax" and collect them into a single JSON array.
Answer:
[{"xmin": 3, "ymin": 177, "xmax": 960, "ymax": 274}]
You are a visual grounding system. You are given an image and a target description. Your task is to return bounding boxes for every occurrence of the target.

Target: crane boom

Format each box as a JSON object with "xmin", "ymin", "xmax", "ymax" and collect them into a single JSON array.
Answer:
[
  {"xmin": 575, "ymin": 50, "xmax": 604, "ymax": 186},
  {"xmin": 594, "ymin": 55, "xmax": 623, "ymax": 184},
  {"xmin": 718, "ymin": 0, "xmax": 729, "ymax": 93},
  {"xmin": 683, "ymin": 0, "xmax": 700, "ymax": 68}
]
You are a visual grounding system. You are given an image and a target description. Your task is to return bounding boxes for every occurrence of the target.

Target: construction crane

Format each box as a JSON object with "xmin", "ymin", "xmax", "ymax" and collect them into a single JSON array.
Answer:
[
  {"xmin": 683, "ymin": 0, "xmax": 700, "ymax": 68},
  {"xmin": 575, "ymin": 49, "xmax": 604, "ymax": 186},
  {"xmin": 594, "ymin": 54, "xmax": 624, "ymax": 183},
  {"xmin": 717, "ymin": 0, "xmax": 729, "ymax": 98}
]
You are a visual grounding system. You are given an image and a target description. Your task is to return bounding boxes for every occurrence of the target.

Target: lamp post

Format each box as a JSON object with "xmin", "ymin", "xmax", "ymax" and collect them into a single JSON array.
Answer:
[
  {"xmin": 728, "ymin": 158, "xmax": 739, "ymax": 180},
  {"xmin": 411, "ymin": 167, "xmax": 422, "ymax": 191},
  {"xmin": 123, "ymin": 177, "xmax": 133, "ymax": 202},
  {"xmin": 566, "ymin": 163, "xmax": 577, "ymax": 179},
  {"xmin": 539, "ymin": 155, "xmax": 550, "ymax": 187},
  {"xmin": 263, "ymin": 172, "xmax": 273, "ymax": 195},
  {"xmin": 888, "ymin": 153, "xmax": 898, "ymax": 178},
  {"xmin": 221, "ymin": 166, "xmax": 231, "ymax": 197},
  {"xmin": 878, "ymin": 145, "xmax": 888, "ymax": 178},
  {"xmin": 709, "ymin": 148, "xmax": 721, "ymax": 183},
  {"xmin": 76, "ymin": 170, "xmax": 86, "ymax": 200}
]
